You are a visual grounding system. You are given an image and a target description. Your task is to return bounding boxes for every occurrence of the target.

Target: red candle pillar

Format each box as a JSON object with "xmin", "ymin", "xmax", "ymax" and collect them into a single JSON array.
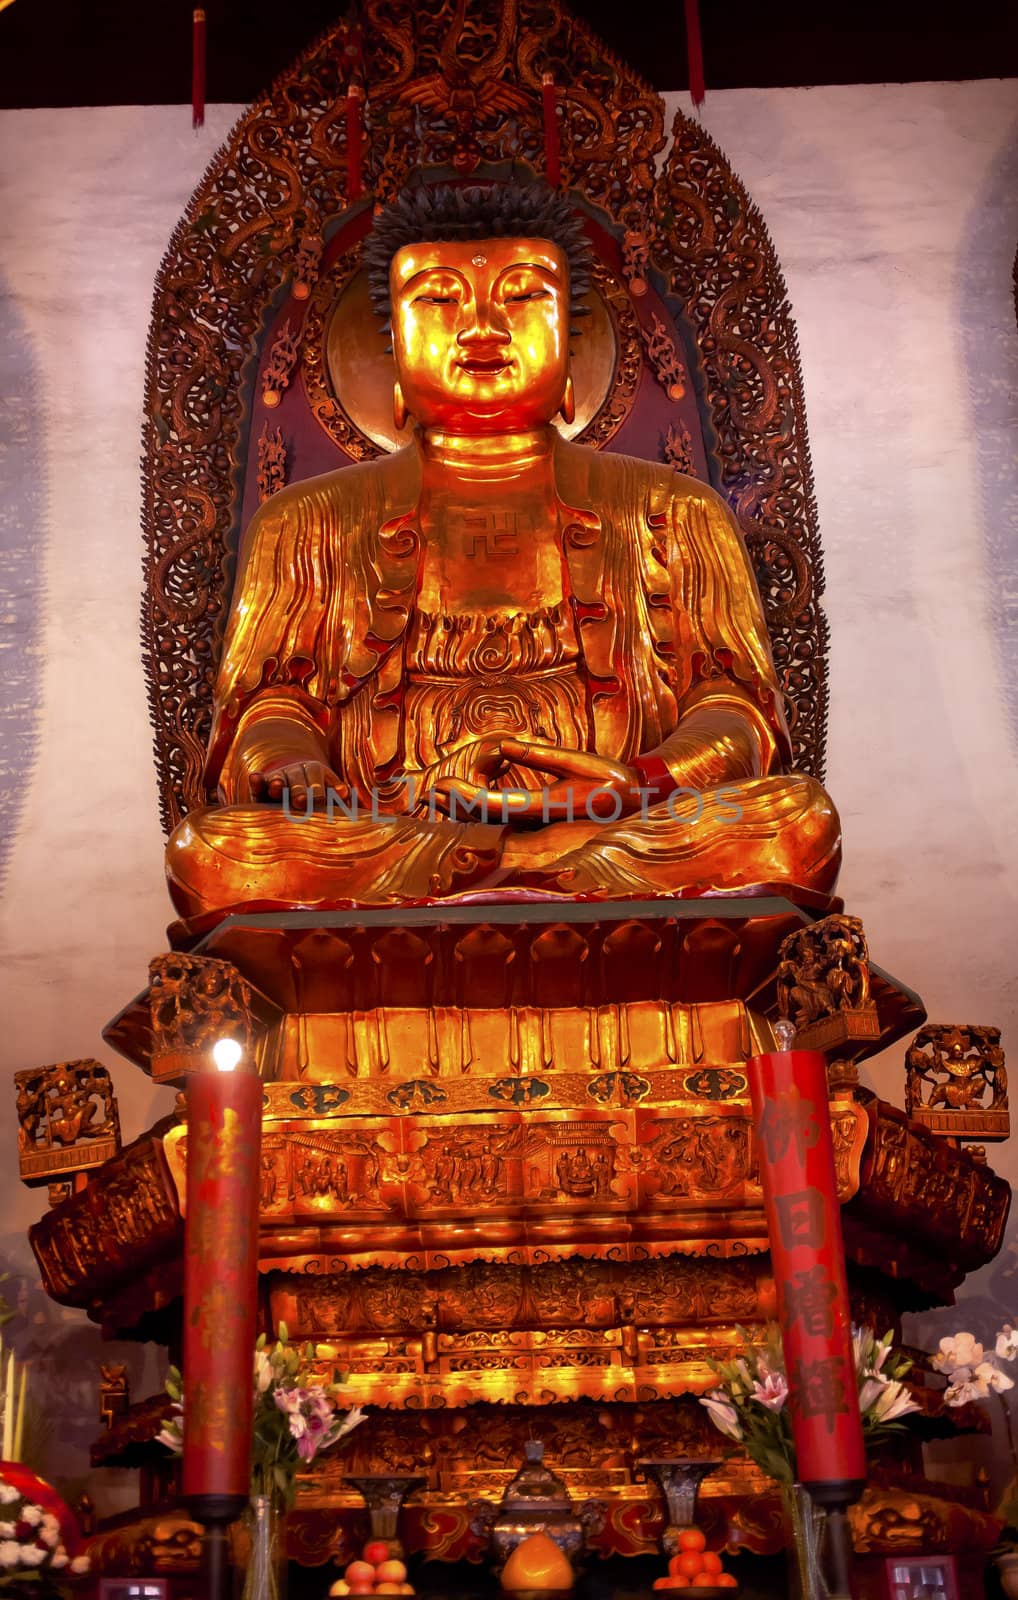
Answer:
[
  {"xmin": 182, "ymin": 1040, "xmax": 262, "ymax": 1588},
  {"xmin": 746, "ymin": 1047, "xmax": 866, "ymax": 1506}
]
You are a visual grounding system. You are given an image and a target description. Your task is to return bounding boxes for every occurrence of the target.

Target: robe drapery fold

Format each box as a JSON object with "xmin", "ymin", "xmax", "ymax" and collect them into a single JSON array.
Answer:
[{"xmin": 204, "ymin": 436, "xmax": 790, "ymax": 807}]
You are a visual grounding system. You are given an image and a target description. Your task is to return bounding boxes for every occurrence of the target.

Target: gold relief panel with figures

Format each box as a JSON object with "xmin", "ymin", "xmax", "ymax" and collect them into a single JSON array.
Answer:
[
  {"xmin": 279, "ymin": 1315, "xmax": 767, "ymax": 1408},
  {"xmin": 273, "ymin": 1255, "xmax": 772, "ymax": 1339},
  {"xmin": 164, "ymin": 1120, "xmax": 400, "ymax": 1219},
  {"xmin": 30, "ymin": 1136, "xmax": 182, "ymax": 1305},
  {"xmin": 160, "ymin": 1100, "xmax": 870, "ymax": 1256}
]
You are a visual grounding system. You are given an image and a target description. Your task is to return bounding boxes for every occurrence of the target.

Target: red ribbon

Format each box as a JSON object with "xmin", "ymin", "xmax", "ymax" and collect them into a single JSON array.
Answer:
[
  {"xmin": 746, "ymin": 1049, "xmax": 866, "ymax": 1503},
  {"xmin": 182, "ymin": 1066, "xmax": 263, "ymax": 1505},
  {"xmin": 542, "ymin": 73, "xmax": 561, "ymax": 188},
  {"xmin": 191, "ymin": 8, "xmax": 206, "ymax": 130},
  {"xmin": 684, "ymin": 0, "xmax": 705, "ymax": 109},
  {"xmin": 346, "ymin": 84, "xmax": 365, "ymax": 202}
]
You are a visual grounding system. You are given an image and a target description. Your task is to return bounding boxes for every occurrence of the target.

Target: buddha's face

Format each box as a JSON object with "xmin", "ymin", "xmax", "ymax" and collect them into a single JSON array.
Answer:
[{"xmin": 390, "ymin": 235, "xmax": 570, "ymax": 432}]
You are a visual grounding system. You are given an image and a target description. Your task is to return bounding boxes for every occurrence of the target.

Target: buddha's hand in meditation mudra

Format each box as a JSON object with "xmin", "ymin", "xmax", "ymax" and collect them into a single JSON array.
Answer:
[
  {"xmin": 429, "ymin": 739, "xmax": 644, "ymax": 825},
  {"xmin": 165, "ymin": 181, "xmax": 841, "ymax": 919}
]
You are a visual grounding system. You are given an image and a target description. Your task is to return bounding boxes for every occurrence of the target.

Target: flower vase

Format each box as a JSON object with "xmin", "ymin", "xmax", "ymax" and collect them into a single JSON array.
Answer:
[
  {"xmin": 637, "ymin": 1458, "xmax": 723, "ymax": 1557},
  {"xmin": 241, "ymin": 1492, "xmax": 288, "ymax": 1600},
  {"xmin": 782, "ymin": 1482, "xmax": 828, "ymax": 1600}
]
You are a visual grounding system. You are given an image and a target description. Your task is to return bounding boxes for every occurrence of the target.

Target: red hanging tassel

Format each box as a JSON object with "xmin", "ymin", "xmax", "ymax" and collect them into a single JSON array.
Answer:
[
  {"xmin": 542, "ymin": 73, "xmax": 561, "ymax": 188},
  {"xmin": 192, "ymin": 8, "xmax": 206, "ymax": 130},
  {"xmin": 346, "ymin": 83, "xmax": 365, "ymax": 202},
  {"xmin": 684, "ymin": 0, "xmax": 705, "ymax": 109}
]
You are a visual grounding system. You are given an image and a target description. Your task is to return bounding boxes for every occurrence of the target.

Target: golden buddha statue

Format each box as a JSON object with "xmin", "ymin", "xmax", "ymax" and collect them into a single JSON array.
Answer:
[{"xmin": 166, "ymin": 183, "xmax": 840, "ymax": 919}]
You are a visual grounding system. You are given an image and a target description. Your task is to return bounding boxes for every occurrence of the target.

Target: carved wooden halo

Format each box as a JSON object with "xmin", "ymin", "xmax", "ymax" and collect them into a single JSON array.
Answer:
[{"xmin": 302, "ymin": 249, "xmax": 641, "ymax": 456}]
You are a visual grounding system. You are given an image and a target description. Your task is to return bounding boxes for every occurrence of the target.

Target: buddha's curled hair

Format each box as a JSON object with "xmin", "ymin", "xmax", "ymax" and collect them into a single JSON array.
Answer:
[{"xmin": 362, "ymin": 181, "xmax": 592, "ymax": 320}]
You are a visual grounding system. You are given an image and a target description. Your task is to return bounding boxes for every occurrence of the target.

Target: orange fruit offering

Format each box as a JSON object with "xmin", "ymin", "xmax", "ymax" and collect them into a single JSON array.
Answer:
[
  {"xmin": 659, "ymin": 1527, "xmax": 738, "ymax": 1592},
  {"xmin": 501, "ymin": 1532, "xmax": 574, "ymax": 1593},
  {"xmin": 345, "ymin": 1563, "xmax": 375, "ymax": 1586}
]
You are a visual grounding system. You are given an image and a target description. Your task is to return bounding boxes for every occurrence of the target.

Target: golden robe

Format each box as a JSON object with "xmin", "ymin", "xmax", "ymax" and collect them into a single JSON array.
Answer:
[{"xmin": 166, "ymin": 437, "xmax": 840, "ymax": 917}]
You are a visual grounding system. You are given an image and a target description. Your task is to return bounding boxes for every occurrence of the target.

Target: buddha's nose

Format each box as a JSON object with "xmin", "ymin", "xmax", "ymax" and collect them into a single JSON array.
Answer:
[{"xmin": 457, "ymin": 301, "xmax": 510, "ymax": 347}]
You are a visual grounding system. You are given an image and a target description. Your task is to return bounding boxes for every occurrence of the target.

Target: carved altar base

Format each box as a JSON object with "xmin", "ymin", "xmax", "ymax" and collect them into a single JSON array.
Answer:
[{"xmin": 21, "ymin": 900, "xmax": 1011, "ymax": 1583}]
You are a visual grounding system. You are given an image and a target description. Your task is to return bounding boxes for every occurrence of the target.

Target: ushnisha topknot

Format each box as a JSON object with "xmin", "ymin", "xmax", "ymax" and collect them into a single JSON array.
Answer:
[{"xmin": 362, "ymin": 180, "xmax": 592, "ymax": 321}]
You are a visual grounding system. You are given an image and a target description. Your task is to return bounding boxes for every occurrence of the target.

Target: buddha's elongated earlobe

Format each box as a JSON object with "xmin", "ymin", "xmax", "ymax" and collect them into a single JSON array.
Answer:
[
  {"xmin": 558, "ymin": 372, "xmax": 576, "ymax": 426},
  {"xmin": 393, "ymin": 381, "xmax": 409, "ymax": 431}
]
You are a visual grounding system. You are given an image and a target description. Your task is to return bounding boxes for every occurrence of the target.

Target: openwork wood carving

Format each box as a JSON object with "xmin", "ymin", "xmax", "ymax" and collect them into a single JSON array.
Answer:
[
  {"xmin": 905, "ymin": 1024, "xmax": 1009, "ymax": 1142},
  {"xmin": 142, "ymin": 0, "xmax": 828, "ymax": 832},
  {"xmin": 15, "ymin": 1059, "xmax": 121, "ymax": 1187}
]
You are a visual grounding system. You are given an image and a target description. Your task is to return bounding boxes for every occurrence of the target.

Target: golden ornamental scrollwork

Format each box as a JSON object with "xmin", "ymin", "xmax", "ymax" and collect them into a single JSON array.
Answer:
[{"xmin": 143, "ymin": 0, "xmax": 828, "ymax": 832}]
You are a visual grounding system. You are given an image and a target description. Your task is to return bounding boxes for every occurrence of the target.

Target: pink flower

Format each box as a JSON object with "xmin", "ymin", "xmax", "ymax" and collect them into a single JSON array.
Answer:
[
  {"xmin": 296, "ymin": 1430, "xmax": 320, "ymax": 1462},
  {"xmin": 751, "ymin": 1372, "xmax": 788, "ymax": 1412}
]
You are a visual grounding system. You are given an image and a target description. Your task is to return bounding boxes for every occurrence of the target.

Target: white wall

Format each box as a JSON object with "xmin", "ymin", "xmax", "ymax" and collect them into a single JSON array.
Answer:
[{"xmin": 0, "ymin": 82, "xmax": 1015, "ymax": 1501}]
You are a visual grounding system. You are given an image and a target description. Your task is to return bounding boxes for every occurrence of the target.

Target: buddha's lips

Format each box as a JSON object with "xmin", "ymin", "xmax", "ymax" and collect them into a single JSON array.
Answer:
[{"xmin": 456, "ymin": 355, "xmax": 511, "ymax": 374}]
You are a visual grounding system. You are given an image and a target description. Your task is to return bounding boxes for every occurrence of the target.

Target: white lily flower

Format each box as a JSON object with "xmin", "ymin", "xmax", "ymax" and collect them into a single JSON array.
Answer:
[
  {"xmin": 858, "ymin": 1376, "xmax": 888, "ymax": 1413},
  {"xmin": 700, "ymin": 1390, "xmax": 743, "ymax": 1441},
  {"xmin": 869, "ymin": 1380, "xmax": 920, "ymax": 1422},
  {"xmin": 333, "ymin": 1405, "xmax": 366, "ymax": 1440}
]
